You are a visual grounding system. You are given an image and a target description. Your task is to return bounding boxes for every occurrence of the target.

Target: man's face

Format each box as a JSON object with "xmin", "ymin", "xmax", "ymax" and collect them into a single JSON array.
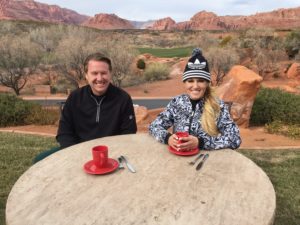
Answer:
[{"xmin": 85, "ymin": 60, "xmax": 112, "ymax": 96}]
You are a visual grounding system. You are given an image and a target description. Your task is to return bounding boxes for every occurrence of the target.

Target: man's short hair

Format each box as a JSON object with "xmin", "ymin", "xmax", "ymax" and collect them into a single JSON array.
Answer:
[{"xmin": 84, "ymin": 53, "xmax": 112, "ymax": 73}]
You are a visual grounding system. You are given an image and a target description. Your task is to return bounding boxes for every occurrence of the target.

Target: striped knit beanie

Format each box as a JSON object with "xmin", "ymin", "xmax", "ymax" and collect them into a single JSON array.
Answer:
[{"xmin": 182, "ymin": 48, "xmax": 211, "ymax": 82}]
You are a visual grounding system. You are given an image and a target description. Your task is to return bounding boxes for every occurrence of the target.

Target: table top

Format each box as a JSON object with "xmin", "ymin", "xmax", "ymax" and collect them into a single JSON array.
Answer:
[{"xmin": 6, "ymin": 133, "xmax": 275, "ymax": 225}]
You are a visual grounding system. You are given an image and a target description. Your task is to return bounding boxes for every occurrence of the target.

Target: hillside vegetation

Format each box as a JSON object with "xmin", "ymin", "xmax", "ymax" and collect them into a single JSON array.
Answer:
[{"xmin": 0, "ymin": 20, "xmax": 299, "ymax": 95}]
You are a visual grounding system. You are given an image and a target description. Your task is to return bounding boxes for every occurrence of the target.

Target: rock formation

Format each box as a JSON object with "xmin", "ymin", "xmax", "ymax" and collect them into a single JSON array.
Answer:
[
  {"xmin": 1, "ymin": 1, "xmax": 300, "ymax": 30},
  {"xmin": 287, "ymin": 62, "xmax": 300, "ymax": 79},
  {"xmin": 0, "ymin": 0, "xmax": 88, "ymax": 24},
  {"xmin": 134, "ymin": 105, "xmax": 148, "ymax": 125},
  {"xmin": 150, "ymin": 7, "xmax": 300, "ymax": 30},
  {"xmin": 148, "ymin": 17, "xmax": 176, "ymax": 30},
  {"xmin": 0, "ymin": 0, "xmax": 9, "ymax": 18},
  {"xmin": 216, "ymin": 65, "xmax": 263, "ymax": 128},
  {"xmin": 189, "ymin": 11, "xmax": 223, "ymax": 30},
  {"xmin": 82, "ymin": 13, "xmax": 134, "ymax": 29}
]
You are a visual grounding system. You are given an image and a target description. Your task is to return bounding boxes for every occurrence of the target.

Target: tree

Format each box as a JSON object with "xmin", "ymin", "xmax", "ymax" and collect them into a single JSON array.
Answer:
[
  {"xmin": 54, "ymin": 27, "xmax": 100, "ymax": 88},
  {"xmin": 206, "ymin": 47, "xmax": 239, "ymax": 85},
  {"xmin": 55, "ymin": 28, "xmax": 137, "ymax": 88},
  {"xmin": 29, "ymin": 25, "xmax": 65, "ymax": 54},
  {"xmin": 252, "ymin": 45, "xmax": 288, "ymax": 78},
  {"xmin": 0, "ymin": 35, "xmax": 42, "ymax": 95},
  {"xmin": 236, "ymin": 28, "xmax": 283, "ymax": 50},
  {"xmin": 29, "ymin": 26, "xmax": 66, "ymax": 87},
  {"xmin": 193, "ymin": 31, "xmax": 219, "ymax": 52},
  {"xmin": 284, "ymin": 30, "xmax": 300, "ymax": 59},
  {"xmin": 101, "ymin": 37, "xmax": 138, "ymax": 87}
]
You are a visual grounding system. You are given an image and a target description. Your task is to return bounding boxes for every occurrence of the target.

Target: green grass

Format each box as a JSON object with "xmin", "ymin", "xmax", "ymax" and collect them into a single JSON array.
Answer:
[
  {"xmin": 0, "ymin": 132, "xmax": 299, "ymax": 225},
  {"xmin": 0, "ymin": 132, "xmax": 57, "ymax": 225},
  {"xmin": 239, "ymin": 149, "xmax": 300, "ymax": 225},
  {"xmin": 137, "ymin": 46, "xmax": 194, "ymax": 58}
]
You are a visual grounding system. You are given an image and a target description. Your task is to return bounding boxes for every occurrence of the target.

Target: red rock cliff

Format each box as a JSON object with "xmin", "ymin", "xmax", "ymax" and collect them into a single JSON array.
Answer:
[
  {"xmin": 82, "ymin": 13, "xmax": 135, "ymax": 29},
  {"xmin": 149, "ymin": 7, "xmax": 300, "ymax": 30},
  {"xmin": 0, "ymin": 0, "xmax": 88, "ymax": 24},
  {"xmin": 149, "ymin": 17, "xmax": 176, "ymax": 30}
]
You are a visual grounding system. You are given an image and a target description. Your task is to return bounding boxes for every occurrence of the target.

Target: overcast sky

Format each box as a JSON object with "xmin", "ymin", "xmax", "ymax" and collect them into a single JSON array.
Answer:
[{"xmin": 36, "ymin": 0, "xmax": 300, "ymax": 22}]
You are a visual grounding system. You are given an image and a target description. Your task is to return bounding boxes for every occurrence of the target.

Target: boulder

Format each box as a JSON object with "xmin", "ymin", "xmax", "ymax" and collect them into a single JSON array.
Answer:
[
  {"xmin": 135, "ymin": 107, "xmax": 164, "ymax": 133},
  {"xmin": 286, "ymin": 62, "xmax": 300, "ymax": 79},
  {"xmin": 134, "ymin": 105, "xmax": 148, "ymax": 124},
  {"xmin": 169, "ymin": 58, "xmax": 187, "ymax": 77},
  {"xmin": 216, "ymin": 65, "xmax": 263, "ymax": 128}
]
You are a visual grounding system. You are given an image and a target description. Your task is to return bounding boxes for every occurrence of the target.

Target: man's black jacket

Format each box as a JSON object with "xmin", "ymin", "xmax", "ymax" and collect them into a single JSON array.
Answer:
[{"xmin": 56, "ymin": 84, "xmax": 137, "ymax": 148}]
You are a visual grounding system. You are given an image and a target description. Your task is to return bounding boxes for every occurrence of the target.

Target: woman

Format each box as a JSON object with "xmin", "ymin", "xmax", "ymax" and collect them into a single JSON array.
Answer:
[{"xmin": 149, "ymin": 48, "xmax": 241, "ymax": 151}]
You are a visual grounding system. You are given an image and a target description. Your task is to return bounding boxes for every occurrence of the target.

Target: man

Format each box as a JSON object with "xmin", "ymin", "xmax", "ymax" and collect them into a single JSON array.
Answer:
[
  {"xmin": 56, "ymin": 52, "xmax": 137, "ymax": 148},
  {"xmin": 33, "ymin": 53, "xmax": 137, "ymax": 163}
]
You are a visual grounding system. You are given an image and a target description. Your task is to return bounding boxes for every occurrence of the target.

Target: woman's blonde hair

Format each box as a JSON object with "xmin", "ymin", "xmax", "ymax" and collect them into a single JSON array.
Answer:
[{"xmin": 201, "ymin": 85, "xmax": 220, "ymax": 136}]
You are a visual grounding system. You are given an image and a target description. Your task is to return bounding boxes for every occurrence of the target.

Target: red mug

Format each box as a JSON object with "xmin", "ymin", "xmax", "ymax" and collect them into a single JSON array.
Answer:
[
  {"xmin": 176, "ymin": 132, "xmax": 189, "ymax": 144},
  {"xmin": 92, "ymin": 145, "xmax": 108, "ymax": 168}
]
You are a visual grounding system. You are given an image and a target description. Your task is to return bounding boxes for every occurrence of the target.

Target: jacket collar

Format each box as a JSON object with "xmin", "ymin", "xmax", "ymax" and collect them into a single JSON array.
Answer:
[
  {"xmin": 87, "ymin": 83, "xmax": 113, "ymax": 97},
  {"xmin": 182, "ymin": 94, "xmax": 205, "ymax": 106}
]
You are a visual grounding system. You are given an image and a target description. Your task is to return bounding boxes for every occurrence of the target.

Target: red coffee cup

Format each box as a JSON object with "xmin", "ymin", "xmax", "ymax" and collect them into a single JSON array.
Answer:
[
  {"xmin": 92, "ymin": 145, "xmax": 108, "ymax": 168},
  {"xmin": 176, "ymin": 131, "xmax": 189, "ymax": 144}
]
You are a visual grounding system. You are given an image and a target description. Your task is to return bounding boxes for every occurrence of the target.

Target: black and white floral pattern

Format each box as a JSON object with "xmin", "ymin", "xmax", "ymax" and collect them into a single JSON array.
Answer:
[{"xmin": 149, "ymin": 94, "xmax": 241, "ymax": 150}]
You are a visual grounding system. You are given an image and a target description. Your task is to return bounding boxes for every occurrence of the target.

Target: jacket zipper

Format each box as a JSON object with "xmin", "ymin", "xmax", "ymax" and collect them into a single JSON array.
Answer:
[
  {"xmin": 91, "ymin": 95, "xmax": 105, "ymax": 123},
  {"xmin": 188, "ymin": 110, "xmax": 195, "ymax": 133}
]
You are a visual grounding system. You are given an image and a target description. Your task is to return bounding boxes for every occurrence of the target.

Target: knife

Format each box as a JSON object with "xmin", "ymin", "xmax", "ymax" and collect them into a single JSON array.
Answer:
[
  {"xmin": 188, "ymin": 153, "xmax": 204, "ymax": 165},
  {"xmin": 120, "ymin": 155, "xmax": 136, "ymax": 173},
  {"xmin": 196, "ymin": 153, "xmax": 209, "ymax": 171}
]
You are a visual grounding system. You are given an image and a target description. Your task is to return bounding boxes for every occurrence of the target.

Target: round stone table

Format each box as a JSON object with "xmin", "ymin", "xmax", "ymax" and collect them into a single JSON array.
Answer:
[{"xmin": 6, "ymin": 133, "xmax": 275, "ymax": 225}]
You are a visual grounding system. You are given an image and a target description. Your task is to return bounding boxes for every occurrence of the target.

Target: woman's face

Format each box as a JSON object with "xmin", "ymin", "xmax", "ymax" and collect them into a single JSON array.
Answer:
[{"xmin": 184, "ymin": 78, "xmax": 209, "ymax": 100}]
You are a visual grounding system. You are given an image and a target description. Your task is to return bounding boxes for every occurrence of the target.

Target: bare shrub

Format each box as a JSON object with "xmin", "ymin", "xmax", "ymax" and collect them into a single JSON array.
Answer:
[
  {"xmin": 144, "ymin": 63, "xmax": 170, "ymax": 82},
  {"xmin": 96, "ymin": 34, "xmax": 138, "ymax": 87},
  {"xmin": 0, "ymin": 35, "xmax": 42, "ymax": 95},
  {"xmin": 193, "ymin": 31, "xmax": 219, "ymax": 52},
  {"xmin": 205, "ymin": 47, "xmax": 239, "ymax": 85},
  {"xmin": 54, "ymin": 27, "xmax": 102, "ymax": 88},
  {"xmin": 284, "ymin": 30, "xmax": 300, "ymax": 59},
  {"xmin": 54, "ymin": 29, "xmax": 137, "ymax": 88},
  {"xmin": 29, "ymin": 25, "xmax": 65, "ymax": 54},
  {"xmin": 0, "ymin": 20, "xmax": 21, "ymax": 35},
  {"xmin": 252, "ymin": 45, "xmax": 288, "ymax": 78},
  {"xmin": 237, "ymin": 28, "xmax": 284, "ymax": 51},
  {"xmin": 25, "ymin": 105, "xmax": 60, "ymax": 125}
]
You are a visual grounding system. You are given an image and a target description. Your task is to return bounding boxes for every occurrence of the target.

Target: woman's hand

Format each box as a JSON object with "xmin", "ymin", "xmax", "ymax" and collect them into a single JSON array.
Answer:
[
  {"xmin": 168, "ymin": 134, "xmax": 180, "ymax": 151},
  {"xmin": 168, "ymin": 134, "xmax": 199, "ymax": 151}
]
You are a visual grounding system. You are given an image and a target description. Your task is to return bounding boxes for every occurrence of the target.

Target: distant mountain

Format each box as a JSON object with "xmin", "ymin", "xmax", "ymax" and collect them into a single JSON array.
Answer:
[
  {"xmin": 0, "ymin": 0, "xmax": 89, "ymax": 24},
  {"xmin": 1, "ymin": 1, "xmax": 300, "ymax": 30},
  {"xmin": 149, "ymin": 7, "xmax": 300, "ymax": 30},
  {"xmin": 129, "ymin": 20, "xmax": 156, "ymax": 29},
  {"xmin": 148, "ymin": 17, "xmax": 176, "ymax": 30},
  {"xmin": 82, "ymin": 13, "xmax": 134, "ymax": 29}
]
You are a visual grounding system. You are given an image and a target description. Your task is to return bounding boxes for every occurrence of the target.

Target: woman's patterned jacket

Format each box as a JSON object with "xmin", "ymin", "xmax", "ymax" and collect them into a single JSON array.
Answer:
[{"xmin": 149, "ymin": 94, "xmax": 241, "ymax": 150}]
